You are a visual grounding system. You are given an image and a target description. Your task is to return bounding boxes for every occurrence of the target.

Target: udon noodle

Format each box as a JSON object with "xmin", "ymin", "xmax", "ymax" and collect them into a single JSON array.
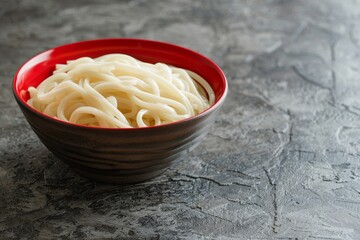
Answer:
[{"xmin": 27, "ymin": 54, "xmax": 215, "ymax": 128}]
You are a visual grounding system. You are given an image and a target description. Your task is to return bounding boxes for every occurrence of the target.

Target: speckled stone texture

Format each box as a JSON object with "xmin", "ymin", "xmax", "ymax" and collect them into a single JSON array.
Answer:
[{"xmin": 1, "ymin": 0, "xmax": 360, "ymax": 239}]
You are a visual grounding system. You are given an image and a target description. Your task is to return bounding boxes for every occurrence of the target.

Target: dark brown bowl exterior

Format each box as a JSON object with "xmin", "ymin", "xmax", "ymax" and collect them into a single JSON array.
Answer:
[{"xmin": 16, "ymin": 99, "xmax": 222, "ymax": 184}]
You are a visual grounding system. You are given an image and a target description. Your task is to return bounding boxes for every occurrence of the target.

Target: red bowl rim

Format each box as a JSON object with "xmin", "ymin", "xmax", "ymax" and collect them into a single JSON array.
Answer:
[{"xmin": 13, "ymin": 38, "xmax": 228, "ymax": 131}]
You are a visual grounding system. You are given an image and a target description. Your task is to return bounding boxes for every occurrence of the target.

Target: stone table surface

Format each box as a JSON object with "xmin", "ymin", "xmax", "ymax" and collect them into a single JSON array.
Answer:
[{"xmin": 1, "ymin": 0, "xmax": 360, "ymax": 239}]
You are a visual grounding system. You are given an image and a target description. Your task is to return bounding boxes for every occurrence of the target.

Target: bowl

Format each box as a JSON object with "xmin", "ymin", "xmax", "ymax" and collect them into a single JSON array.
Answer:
[{"xmin": 13, "ymin": 38, "xmax": 228, "ymax": 184}]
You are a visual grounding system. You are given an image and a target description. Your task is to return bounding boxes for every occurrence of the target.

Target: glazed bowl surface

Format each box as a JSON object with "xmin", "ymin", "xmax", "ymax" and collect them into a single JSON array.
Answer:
[{"xmin": 13, "ymin": 38, "xmax": 228, "ymax": 184}]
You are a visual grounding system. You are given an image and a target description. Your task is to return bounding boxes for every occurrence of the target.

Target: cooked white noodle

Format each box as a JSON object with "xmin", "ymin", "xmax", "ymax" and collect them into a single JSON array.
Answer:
[{"xmin": 27, "ymin": 54, "xmax": 215, "ymax": 128}]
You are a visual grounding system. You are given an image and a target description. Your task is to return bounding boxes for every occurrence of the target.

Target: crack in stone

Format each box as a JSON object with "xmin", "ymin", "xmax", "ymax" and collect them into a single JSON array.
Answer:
[
  {"xmin": 236, "ymin": 91, "xmax": 289, "ymax": 116},
  {"xmin": 330, "ymin": 41, "xmax": 337, "ymax": 106},
  {"xmin": 176, "ymin": 202, "xmax": 234, "ymax": 224},
  {"xmin": 226, "ymin": 198, "xmax": 262, "ymax": 208},
  {"xmin": 182, "ymin": 174, "xmax": 252, "ymax": 188},
  {"xmin": 350, "ymin": 187, "xmax": 360, "ymax": 195},
  {"xmin": 289, "ymin": 21, "xmax": 308, "ymax": 42},
  {"xmin": 263, "ymin": 167, "xmax": 279, "ymax": 234},
  {"xmin": 292, "ymin": 49, "xmax": 336, "ymax": 107},
  {"xmin": 191, "ymin": 205, "xmax": 234, "ymax": 224},
  {"xmin": 349, "ymin": 24, "xmax": 360, "ymax": 50},
  {"xmin": 287, "ymin": 110, "xmax": 293, "ymax": 144},
  {"xmin": 301, "ymin": 183, "xmax": 323, "ymax": 200},
  {"xmin": 291, "ymin": 65, "xmax": 335, "ymax": 106},
  {"xmin": 292, "ymin": 65, "xmax": 330, "ymax": 90},
  {"xmin": 169, "ymin": 177, "xmax": 195, "ymax": 183},
  {"xmin": 340, "ymin": 104, "xmax": 360, "ymax": 116}
]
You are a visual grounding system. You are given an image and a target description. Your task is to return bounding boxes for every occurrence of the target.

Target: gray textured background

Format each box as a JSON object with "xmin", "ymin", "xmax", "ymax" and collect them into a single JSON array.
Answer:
[{"xmin": 1, "ymin": 0, "xmax": 360, "ymax": 239}]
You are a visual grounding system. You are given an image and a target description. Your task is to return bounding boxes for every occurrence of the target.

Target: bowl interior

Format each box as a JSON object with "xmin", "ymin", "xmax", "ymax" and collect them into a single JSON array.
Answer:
[{"xmin": 14, "ymin": 39, "xmax": 227, "ymax": 107}]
